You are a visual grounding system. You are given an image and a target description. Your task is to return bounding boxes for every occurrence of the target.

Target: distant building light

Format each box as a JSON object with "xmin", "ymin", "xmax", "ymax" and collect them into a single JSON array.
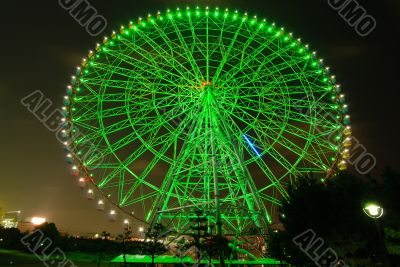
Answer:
[
  {"xmin": 1, "ymin": 218, "xmax": 18, "ymax": 228},
  {"xmin": 31, "ymin": 217, "xmax": 46, "ymax": 225}
]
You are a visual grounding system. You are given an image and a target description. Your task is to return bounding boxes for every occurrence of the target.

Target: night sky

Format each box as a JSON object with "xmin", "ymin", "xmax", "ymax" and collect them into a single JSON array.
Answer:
[{"xmin": 0, "ymin": 0, "xmax": 399, "ymax": 234}]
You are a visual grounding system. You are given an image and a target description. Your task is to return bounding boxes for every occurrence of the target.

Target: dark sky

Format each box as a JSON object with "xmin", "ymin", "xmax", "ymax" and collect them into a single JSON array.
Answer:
[{"xmin": 0, "ymin": 0, "xmax": 399, "ymax": 234}]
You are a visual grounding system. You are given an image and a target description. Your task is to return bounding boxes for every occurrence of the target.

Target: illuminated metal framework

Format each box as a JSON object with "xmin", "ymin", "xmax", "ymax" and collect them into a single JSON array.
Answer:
[{"xmin": 62, "ymin": 7, "xmax": 351, "ymax": 236}]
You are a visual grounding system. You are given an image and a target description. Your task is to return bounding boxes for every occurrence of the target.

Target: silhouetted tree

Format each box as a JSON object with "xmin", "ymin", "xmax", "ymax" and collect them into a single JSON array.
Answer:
[
  {"xmin": 35, "ymin": 222, "xmax": 62, "ymax": 249},
  {"xmin": 267, "ymin": 171, "xmax": 396, "ymax": 266},
  {"xmin": 96, "ymin": 231, "xmax": 112, "ymax": 267},
  {"xmin": 0, "ymin": 227, "xmax": 23, "ymax": 250},
  {"xmin": 118, "ymin": 229, "xmax": 133, "ymax": 267},
  {"xmin": 142, "ymin": 223, "xmax": 168, "ymax": 267}
]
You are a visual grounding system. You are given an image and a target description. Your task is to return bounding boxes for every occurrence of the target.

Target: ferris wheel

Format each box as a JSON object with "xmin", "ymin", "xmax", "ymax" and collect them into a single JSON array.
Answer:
[{"xmin": 61, "ymin": 6, "xmax": 351, "ymax": 236}]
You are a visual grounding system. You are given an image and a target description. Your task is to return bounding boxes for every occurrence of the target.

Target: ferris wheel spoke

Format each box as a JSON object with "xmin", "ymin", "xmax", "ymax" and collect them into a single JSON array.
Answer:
[
  {"xmin": 186, "ymin": 14, "xmax": 205, "ymax": 60},
  {"xmin": 97, "ymin": 122, "xmax": 188, "ymax": 194},
  {"xmin": 90, "ymin": 65, "xmax": 166, "ymax": 93},
  {"xmin": 116, "ymin": 40, "xmax": 198, "ymax": 88},
  {"xmin": 263, "ymin": 138, "xmax": 313, "ymax": 173},
  {"xmin": 96, "ymin": 118, "xmax": 133, "ymax": 136},
  {"xmin": 205, "ymin": 15, "xmax": 210, "ymax": 81},
  {"xmin": 266, "ymin": 71, "xmax": 325, "ymax": 91},
  {"xmin": 98, "ymin": 154, "xmax": 161, "ymax": 195},
  {"xmin": 224, "ymin": 85, "xmax": 325, "ymax": 95},
  {"xmin": 104, "ymin": 47, "xmax": 193, "ymax": 89},
  {"xmin": 159, "ymin": 18, "xmax": 204, "ymax": 82},
  {"xmin": 235, "ymin": 71, "xmax": 309, "ymax": 98},
  {"xmin": 75, "ymin": 93, "xmax": 128, "ymax": 103},
  {"xmin": 217, "ymin": 35, "xmax": 287, "ymax": 87},
  {"xmin": 225, "ymin": 105, "xmax": 320, "ymax": 159},
  {"xmin": 212, "ymin": 18, "xmax": 246, "ymax": 82},
  {"xmin": 75, "ymin": 105, "xmax": 128, "ymax": 123},
  {"xmin": 134, "ymin": 28, "xmax": 199, "ymax": 85},
  {"xmin": 72, "ymin": 104, "xmax": 97, "ymax": 123},
  {"xmin": 81, "ymin": 78, "xmax": 135, "ymax": 90},
  {"xmin": 97, "ymin": 143, "xmax": 150, "ymax": 187},
  {"xmin": 120, "ymin": 136, "xmax": 181, "ymax": 206},
  {"xmin": 233, "ymin": 94, "xmax": 289, "ymax": 111},
  {"xmin": 215, "ymin": 25, "xmax": 266, "ymax": 81},
  {"xmin": 308, "ymin": 144, "xmax": 332, "ymax": 169},
  {"xmin": 230, "ymin": 94, "xmax": 333, "ymax": 127},
  {"xmin": 267, "ymin": 126, "xmax": 333, "ymax": 169},
  {"xmin": 227, "ymin": 55, "xmax": 313, "ymax": 91},
  {"xmin": 132, "ymin": 107, "xmax": 198, "ymax": 154},
  {"xmin": 123, "ymin": 192, "xmax": 159, "ymax": 206},
  {"xmin": 176, "ymin": 152, "xmax": 203, "ymax": 207},
  {"xmin": 281, "ymin": 120, "xmax": 339, "ymax": 151},
  {"xmin": 89, "ymin": 62, "xmax": 135, "ymax": 80},
  {"xmin": 221, "ymin": 100, "xmax": 283, "ymax": 129},
  {"xmin": 224, "ymin": 106, "xmax": 324, "ymax": 170},
  {"xmin": 258, "ymin": 193, "xmax": 282, "ymax": 206},
  {"xmin": 244, "ymin": 124, "xmax": 317, "ymax": 170},
  {"xmin": 238, "ymin": 139, "xmax": 289, "ymax": 198},
  {"xmin": 101, "ymin": 45, "xmax": 188, "ymax": 90},
  {"xmin": 105, "ymin": 106, "xmax": 195, "ymax": 157},
  {"xmin": 149, "ymin": 118, "xmax": 209, "ymax": 220}
]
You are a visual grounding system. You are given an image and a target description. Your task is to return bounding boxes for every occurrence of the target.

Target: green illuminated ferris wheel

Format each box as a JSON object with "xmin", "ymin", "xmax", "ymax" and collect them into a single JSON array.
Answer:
[{"xmin": 62, "ymin": 6, "xmax": 352, "ymax": 236}]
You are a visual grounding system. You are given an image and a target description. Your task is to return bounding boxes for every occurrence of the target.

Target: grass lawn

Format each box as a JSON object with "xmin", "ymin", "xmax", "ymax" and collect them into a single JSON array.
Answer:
[{"xmin": 0, "ymin": 249, "xmax": 116, "ymax": 267}]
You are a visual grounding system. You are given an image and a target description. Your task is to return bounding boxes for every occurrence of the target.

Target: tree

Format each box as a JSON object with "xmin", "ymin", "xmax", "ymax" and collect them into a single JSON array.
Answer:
[
  {"xmin": 267, "ymin": 172, "xmax": 391, "ymax": 266},
  {"xmin": 36, "ymin": 223, "xmax": 61, "ymax": 243},
  {"xmin": 100, "ymin": 231, "xmax": 111, "ymax": 240},
  {"xmin": 142, "ymin": 223, "xmax": 168, "ymax": 267},
  {"xmin": 380, "ymin": 168, "xmax": 400, "ymax": 264},
  {"xmin": 380, "ymin": 167, "xmax": 400, "ymax": 227},
  {"xmin": 118, "ymin": 229, "xmax": 133, "ymax": 267},
  {"xmin": 96, "ymin": 231, "xmax": 112, "ymax": 267},
  {"xmin": 189, "ymin": 210, "xmax": 208, "ymax": 262},
  {"xmin": 34, "ymin": 222, "xmax": 62, "ymax": 253},
  {"xmin": 204, "ymin": 235, "xmax": 232, "ymax": 264},
  {"xmin": 178, "ymin": 210, "xmax": 233, "ymax": 266},
  {"xmin": 0, "ymin": 227, "xmax": 23, "ymax": 250}
]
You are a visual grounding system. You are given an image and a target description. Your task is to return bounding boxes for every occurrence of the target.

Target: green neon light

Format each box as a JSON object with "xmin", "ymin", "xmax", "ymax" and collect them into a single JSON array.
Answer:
[{"xmin": 64, "ymin": 6, "xmax": 350, "ymax": 237}]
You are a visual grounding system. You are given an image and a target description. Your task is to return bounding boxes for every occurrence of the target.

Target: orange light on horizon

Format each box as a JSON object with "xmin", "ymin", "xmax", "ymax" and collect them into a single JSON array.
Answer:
[{"xmin": 31, "ymin": 217, "xmax": 46, "ymax": 225}]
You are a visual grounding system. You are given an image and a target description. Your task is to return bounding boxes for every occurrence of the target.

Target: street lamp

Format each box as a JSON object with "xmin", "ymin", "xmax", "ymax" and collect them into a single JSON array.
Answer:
[
  {"xmin": 363, "ymin": 203, "xmax": 384, "ymax": 219},
  {"xmin": 363, "ymin": 202, "xmax": 390, "ymax": 266}
]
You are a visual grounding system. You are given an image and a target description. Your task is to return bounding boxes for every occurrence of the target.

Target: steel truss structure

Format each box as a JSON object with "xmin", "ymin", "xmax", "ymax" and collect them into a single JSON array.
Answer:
[{"xmin": 62, "ymin": 6, "xmax": 351, "ymax": 238}]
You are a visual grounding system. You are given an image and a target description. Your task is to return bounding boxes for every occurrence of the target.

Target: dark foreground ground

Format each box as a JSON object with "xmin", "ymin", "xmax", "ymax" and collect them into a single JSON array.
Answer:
[{"xmin": 0, "ymin": 249, "xmax": 115, "ymax": 267}]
